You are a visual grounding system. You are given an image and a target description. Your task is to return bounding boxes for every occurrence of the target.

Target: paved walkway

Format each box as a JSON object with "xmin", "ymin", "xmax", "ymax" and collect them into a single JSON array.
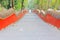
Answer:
[{"xmin": 0, "ymin": 11, "xmax": 60, "ymax": 40}]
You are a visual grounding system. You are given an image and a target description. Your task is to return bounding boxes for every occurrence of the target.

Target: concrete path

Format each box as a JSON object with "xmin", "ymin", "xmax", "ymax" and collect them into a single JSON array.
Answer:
[{"xmin": 0, "ymin": 11, "xmax": 60, "ymax": 40}]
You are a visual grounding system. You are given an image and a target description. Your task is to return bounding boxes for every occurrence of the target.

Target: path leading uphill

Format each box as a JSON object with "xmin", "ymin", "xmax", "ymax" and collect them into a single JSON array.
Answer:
[{"xmin": 0, "ymin": 10, "xmax": 60, "ymax": 40}]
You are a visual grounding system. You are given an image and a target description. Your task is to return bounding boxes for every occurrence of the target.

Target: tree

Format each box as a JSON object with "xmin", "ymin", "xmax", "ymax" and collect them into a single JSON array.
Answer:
[
  {"xmin": 21, "ymin": 0, "xmax": 24, "ymax": 10},
  {"xmin": 14, "ymin": 0, "xmax": 21, "ymax": 11}
]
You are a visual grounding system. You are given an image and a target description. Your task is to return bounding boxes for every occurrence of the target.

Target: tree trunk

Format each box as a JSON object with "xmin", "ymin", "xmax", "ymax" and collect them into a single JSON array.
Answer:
[
  {"xmin": 21, "ymin": 0, "xmax": 24, "ymax": 10},
  {"xmin": 11, "ymin": 0, "xmax": 14, "ymax": 8}
]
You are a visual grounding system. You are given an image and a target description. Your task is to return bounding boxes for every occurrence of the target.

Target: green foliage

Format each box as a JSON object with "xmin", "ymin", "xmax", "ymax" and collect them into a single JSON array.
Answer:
[
  {"xmin": 38, "ymin": 0, "xmax": 60, "ymax": 10},
  {"xmin": 14, "ymin": 0, "xmax": 22, "ymax": 11},
  {"xmin": 24, "ymin": 0, "xmax": 28, "ymax": 9},
  {"xmin": 49, "ymin": 0, "xmax": 60, "ymax": 10},
  {"xmin": 0, "ymin": 0, "xmax": 8, "ymax": 9},
  {"xmin": 0, "ymin": 0, "xmax": 60, "ymax": 10},
  {"xmin": 50, "ymin": 0, "xmax": 57, "ymax": 9},
  {"xmin": 14, "ymin": 0, "xmax": 28, "ymax": 10},
  {"xmin": 28, "ymin": 0, "xmax": 39, "ymax": 9},
  {"xmin": 39, "ymin": 0, "xmax": 48, "ymax": 10},
  {"xmin": 54, "ymin": 0, "xmax": 60, "ymax": 10}
]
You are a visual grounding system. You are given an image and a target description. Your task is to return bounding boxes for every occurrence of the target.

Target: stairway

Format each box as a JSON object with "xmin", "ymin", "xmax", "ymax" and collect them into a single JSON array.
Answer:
[{"xmin": 0, "ymin": 10, "xmax": 60, "ymax": 40}]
